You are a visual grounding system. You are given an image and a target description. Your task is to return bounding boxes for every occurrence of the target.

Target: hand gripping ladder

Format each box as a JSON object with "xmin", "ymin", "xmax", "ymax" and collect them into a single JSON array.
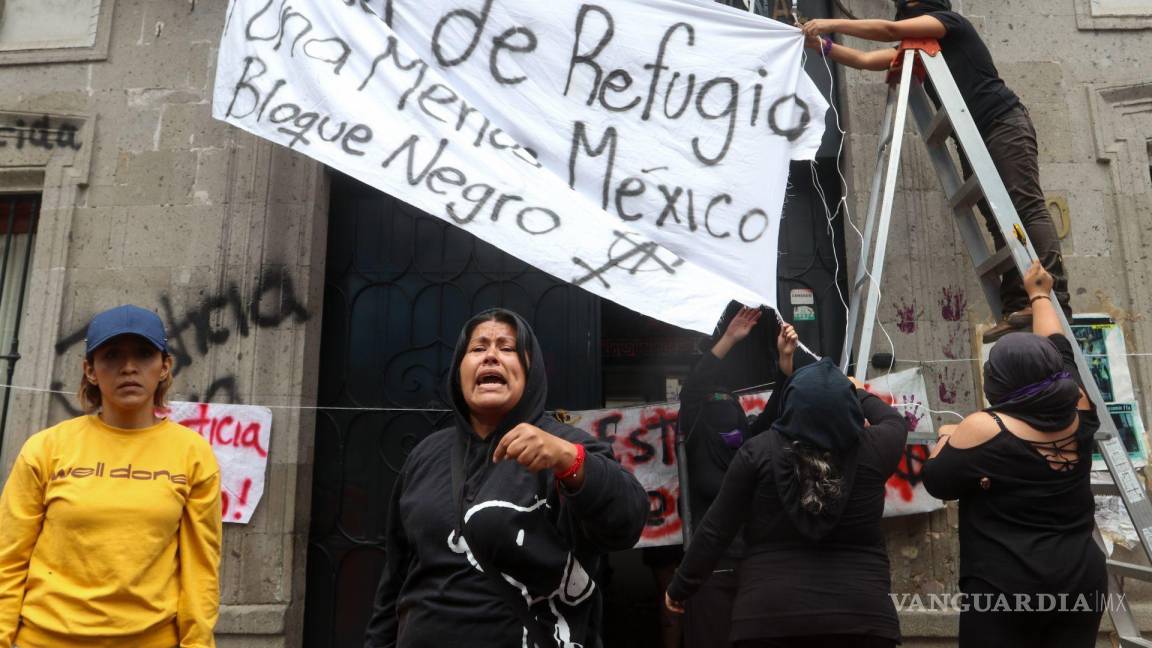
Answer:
[{"xmin": 839, "ymin": 39, "xmax": 1152, "ymax": 646}]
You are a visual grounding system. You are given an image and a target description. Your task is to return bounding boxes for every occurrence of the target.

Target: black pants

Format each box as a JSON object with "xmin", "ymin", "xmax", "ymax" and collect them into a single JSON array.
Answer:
[
  {"xmin": 959, "ymin": 104, "xmax": 1070, "ymax": 315},
  {"xmin": 734, "ymin": 636, "xmax": 896, "ymax": 648},
  {"xmin": 958, "ymin": 578, "xmax": 1103, "ymax": 648},
  {"xmin": 683, "ymin": 569, "xmax": 738, "ymax": 648}
]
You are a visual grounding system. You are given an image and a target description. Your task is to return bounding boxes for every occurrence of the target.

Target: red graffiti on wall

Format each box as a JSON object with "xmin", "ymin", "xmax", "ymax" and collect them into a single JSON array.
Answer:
[
  {"xmin": 940, "ymin": 287, "xmax": 968, "ymax": 322},
  {"xmin": 896, "ymin": 299, "xmax": 922, "ymax": 334}
]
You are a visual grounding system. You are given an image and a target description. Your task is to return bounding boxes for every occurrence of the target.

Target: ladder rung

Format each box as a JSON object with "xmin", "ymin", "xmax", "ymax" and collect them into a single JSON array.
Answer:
[
  {"xmin": 923, "ymin": 107, "xmax": 953, "ymax": 148},
  {"xmin": 1108, "ymin": 559, "xmax": 1152, "ymax": 581},
  {"xmin": 974, "ymin": 247, "xmax": 1014, "ymax": 279},
  {"xmin": 1093, "ymin": 481, "xmax": 1121, "ymax": 496},
  {"xmin": 1118, "ymin": 637, "xmax": 1152, "ymax": 648},
  {"xmin": 948, "ymin": 174, "xmax": 983, "ymax": 210}
]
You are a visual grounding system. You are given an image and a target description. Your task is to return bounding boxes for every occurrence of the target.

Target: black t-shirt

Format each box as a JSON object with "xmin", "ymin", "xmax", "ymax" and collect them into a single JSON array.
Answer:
[
  {"xmin": 668, "ymin": 389, "xmax": 907, "ymax": 642},
  {"xmin": 921, "ymin": 334, "xmax": 1107, "ymax": 597},
  {"xmin": 929, "ymin": 11, "xmax": 1020, "ymax": 131}
]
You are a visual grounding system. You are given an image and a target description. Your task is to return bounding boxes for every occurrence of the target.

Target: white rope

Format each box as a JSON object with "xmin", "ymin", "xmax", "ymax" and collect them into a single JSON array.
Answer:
[
  {"xmin": 796, "ymin": 38, "xmax": 899, "ymax": 381},
  {"xmin": 5, "ymin": 349, "xmax": 1149, "ymax": 413}
]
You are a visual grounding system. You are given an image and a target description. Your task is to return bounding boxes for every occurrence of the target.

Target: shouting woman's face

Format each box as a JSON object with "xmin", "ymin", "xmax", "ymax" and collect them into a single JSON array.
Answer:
[{"xmin": 459, "ymin": 320, "xmax": 526, "ymax": 423}]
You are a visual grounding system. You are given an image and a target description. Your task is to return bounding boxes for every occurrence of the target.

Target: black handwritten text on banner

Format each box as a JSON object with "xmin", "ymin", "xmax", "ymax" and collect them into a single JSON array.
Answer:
[{"xmin": 212, "ymin": 0, "xmax": 827, "ymax": 332}]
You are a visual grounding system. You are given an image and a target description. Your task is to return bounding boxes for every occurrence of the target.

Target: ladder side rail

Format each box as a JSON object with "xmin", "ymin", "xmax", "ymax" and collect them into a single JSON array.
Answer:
[
  {"xmin": 1047, "ymin": 277, "xmax": 1152, "ymax": 561},
  {"xmin": 1098, "ymin": 528, "xmax": 1152, "ymax": 647},
  {"xmin": 918, "ymin": 49, "xmax": 1152, "ymax": 564},
  {"xmin": 1097, "ymin": 433, "xmax": 1152, "ymax": 559},
  {"xmin": 841, "ymin": 83, "xmax": 903, "ymax": 371},
  {"xmin": 1106, "ymin": 569, "xmax": 1146, "ymax": 641},
  {"xmin": 853, "ymin": 50, "xmax": 918, "ymax": 376}
]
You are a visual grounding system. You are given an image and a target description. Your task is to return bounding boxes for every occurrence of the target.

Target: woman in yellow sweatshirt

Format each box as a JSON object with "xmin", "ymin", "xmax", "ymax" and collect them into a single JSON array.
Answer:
[{"xmin": 0, "ymin": 304, "xmax": 222, "ymax": 648}]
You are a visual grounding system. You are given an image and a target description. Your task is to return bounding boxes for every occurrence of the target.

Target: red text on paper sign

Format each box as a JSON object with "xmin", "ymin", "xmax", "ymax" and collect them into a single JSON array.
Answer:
[
  {"xmin": 221, "ymin": 478, "xmax": 254, "ymax": 521},
  {"xmin": 887, "ymin": 444, "xmax": 930, "ymax": 503},
  {"xmin": 589, "ymin": 407, "xmax": 679, "ymax": 469},
  {"xmin": 645, "ymin": 486, "xmax": 683, "ymax": 541},
  {"xmin": 177, "ymin": 403, "xmax": 269, "ymax": 457}
]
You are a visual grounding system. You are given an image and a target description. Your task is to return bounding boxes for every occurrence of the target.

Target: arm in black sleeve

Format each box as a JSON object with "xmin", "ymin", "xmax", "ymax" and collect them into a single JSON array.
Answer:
[
  {"xmin": 678, "ymin": 352, "xmax": 725, "ymax": 443},
  {"xmin": 921, "ymin": 443, "xmax": 983, "ymax": 501},
  {"xmin": 364, "ymin": 472, "xmax": 410, "ymax": 648},
  {"xmin": 559, "ymin": 433, "xmax": 649, "ymax": 552},
  {"xmin": 666, "ymin": 447, "xmax": 758, "ymax": 602},
  {"xmin": 858, "ymin": 388, "xmax": 908, "ymax": 470}
]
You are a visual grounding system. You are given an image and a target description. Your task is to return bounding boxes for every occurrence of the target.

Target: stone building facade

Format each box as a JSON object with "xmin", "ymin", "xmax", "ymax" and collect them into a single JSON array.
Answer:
[
  {"xmin": 0, "ymin": 0, "xmax": 1147, "ymax": 646},
  {"xmin": 835, "ymin": 0, "xmax": 1152, "ymax": 644}
]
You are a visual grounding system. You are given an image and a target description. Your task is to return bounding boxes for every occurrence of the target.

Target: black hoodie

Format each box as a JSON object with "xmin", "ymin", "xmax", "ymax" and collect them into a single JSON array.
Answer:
[
  {"xmin": 668, "ymin": 360, "xmax": 907, "ymax": 642},
  {"xmin": 365, "ymin": 310, "xmax": 649, "ymax": 648}
]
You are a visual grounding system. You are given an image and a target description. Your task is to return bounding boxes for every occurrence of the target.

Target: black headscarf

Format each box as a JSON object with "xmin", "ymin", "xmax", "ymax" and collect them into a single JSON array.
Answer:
[
  {"xmin": 768, "ymin": 358, "xmax": 865, "ymax": 540},
  {"xmin": 448, "ymin": 308, "xmax": 548, "ymax": 439},
  {"xmin": 772, "ymin": 358, "xmax": 864, "ymax": 454},
  {"xmin": 983, "ymin": 332, "xmax": 1080, "ymax": 432},
  {"xmin": 895, "ymin": 0, "xmax": 952, "ymax": 19}
]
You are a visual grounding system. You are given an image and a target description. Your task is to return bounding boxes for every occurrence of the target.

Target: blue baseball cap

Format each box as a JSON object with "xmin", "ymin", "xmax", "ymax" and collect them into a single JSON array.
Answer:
[{"xmin": 85, "ymin": 305, "xmax": 168, "ymax": 356}]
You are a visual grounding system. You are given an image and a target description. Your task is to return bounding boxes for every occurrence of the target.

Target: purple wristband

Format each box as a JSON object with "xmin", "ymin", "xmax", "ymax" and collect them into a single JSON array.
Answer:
[{"xmin": 821, "ymin": 36, "xmax": 833, "ymax": 56}]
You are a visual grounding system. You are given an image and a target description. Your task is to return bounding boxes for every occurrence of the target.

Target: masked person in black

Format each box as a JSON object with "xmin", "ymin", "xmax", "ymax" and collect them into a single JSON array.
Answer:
[
  {"xmin": 676, "ymin": 306, "xmax": 788, "ymax": 648},
  {"xmin": 666, "ymin": 327, "xmax": 907, "ymax": 648},
  {"xmin": 802, "ymin": 0, "xmax": 1071, "ymax": 341},
  {"xmin": 921, "ymin": 261, "xmax": 1105, "ymax": 648},
  {"xmin": 364, "ymin": 308, "xmax": 648, "ymax": 648}
]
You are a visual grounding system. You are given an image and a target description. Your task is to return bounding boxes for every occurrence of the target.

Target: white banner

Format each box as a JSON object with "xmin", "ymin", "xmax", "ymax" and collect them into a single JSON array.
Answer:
[
  {"xmin": 165, "ymin": 402, "xmax": 272, "ymax": 524},
  {"xmin": 213, "ymin": 0, "xmax": 828, "ymax": 333}
]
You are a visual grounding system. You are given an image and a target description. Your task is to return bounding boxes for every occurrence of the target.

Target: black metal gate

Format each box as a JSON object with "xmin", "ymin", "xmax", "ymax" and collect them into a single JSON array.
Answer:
[
  {"xmin": 0, "ymin": 194, "xmax": 40, "ymax": 444},
  {"xmin": 303, "ymin": 173, "xmax": 602, "ymax": 648}
]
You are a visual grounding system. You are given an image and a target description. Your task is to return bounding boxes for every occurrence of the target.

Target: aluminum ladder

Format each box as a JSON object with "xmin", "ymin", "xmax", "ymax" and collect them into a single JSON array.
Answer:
[{"xmin": 839, "ymin": 38, "xmax": 1152, "ymax": 646}]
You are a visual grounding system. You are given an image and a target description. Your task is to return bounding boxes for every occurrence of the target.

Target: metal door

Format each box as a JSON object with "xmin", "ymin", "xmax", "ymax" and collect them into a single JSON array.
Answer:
[{"xmin": 303, "ymin": 172, "xmax": 602, "ymax": 648}]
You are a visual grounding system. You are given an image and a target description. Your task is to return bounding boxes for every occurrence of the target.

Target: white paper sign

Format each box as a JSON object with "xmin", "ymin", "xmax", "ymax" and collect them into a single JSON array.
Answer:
[
  {"xmin": 165, "ymin": 401, "xmax": 272, "ymax": 524},
  {"xmin": 212, "ymin": 0, "xmax": 828, "ymax": 333},
  {"xmin": 856, "ymin": 368, "xmax": 945, "ymax": 517},
  {"xmin": 864, "ymin": 367, "xmax": 936, "ymax": 442}
]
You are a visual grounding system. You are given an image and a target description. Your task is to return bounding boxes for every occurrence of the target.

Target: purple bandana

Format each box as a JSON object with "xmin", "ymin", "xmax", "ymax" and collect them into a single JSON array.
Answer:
[
  {"xmin": 992, "ymin": 371, "xmax": 1072, "ymax": 405},
  {"xmin": 719, "ymin": 428, "xmax": 744, "ymax": 449}
]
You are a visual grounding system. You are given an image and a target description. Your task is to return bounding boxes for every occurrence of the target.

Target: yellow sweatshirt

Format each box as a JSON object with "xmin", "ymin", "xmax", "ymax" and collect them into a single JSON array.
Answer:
[{"xmin": 0, "ymin": 415, "xmax": 222, "ymax": 648}]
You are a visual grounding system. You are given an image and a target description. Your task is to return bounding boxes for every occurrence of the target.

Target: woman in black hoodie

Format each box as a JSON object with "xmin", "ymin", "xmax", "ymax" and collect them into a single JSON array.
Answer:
[
  {"xmin": 365, "ymin": 308, "xmax": 648, "ymax": 648},
  {"xmin": 666, "ymin": 327, "xmax": 907, "ymax": 648}
]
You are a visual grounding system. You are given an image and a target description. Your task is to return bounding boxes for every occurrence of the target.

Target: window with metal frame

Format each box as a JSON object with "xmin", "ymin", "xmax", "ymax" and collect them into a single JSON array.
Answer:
[{"xmin": 0, "ymin": 194, "xmax": 39, "ymax": 444}]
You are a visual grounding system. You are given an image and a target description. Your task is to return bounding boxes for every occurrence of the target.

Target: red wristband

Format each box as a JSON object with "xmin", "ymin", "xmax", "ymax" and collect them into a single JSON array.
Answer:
[{"xmin": 554, "ymin": 442, "xmax": 586, "ymax": 481}]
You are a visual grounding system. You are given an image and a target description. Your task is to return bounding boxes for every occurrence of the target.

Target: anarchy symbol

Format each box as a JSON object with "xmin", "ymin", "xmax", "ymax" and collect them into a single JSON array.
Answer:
[{"xmin": 571, "ymin": 231, "xmax": 685, "ymax": 289}]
